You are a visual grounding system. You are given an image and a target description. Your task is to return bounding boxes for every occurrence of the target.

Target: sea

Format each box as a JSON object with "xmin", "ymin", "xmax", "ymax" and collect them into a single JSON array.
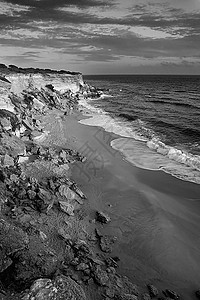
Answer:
[{"xmin": 80, "ymin": 74, "xmax": 200, "ymax": 184}]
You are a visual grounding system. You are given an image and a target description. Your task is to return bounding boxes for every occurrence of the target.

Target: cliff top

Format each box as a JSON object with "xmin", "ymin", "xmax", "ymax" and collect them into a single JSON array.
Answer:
[{"xmin": 0, "ymin": 63, "xmax": 82, "ymax": 76}]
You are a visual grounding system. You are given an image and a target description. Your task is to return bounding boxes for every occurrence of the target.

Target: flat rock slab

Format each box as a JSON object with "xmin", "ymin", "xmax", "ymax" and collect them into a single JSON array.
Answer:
[{"xmin": 22, "ymin": 275, "xmax": 86, "ymax": 300}]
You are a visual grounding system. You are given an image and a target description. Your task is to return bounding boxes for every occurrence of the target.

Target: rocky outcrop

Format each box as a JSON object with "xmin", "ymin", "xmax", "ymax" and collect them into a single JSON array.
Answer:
[{"xmin": 21, "ymin": 275, "xmax": 87, "ymax": 300}]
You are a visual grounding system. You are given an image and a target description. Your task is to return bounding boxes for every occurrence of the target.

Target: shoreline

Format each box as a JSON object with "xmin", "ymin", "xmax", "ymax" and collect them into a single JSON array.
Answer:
[
  {"xmin": 67, "ymin": 109, "xmax": 200, "ymax": 299},
  {"xmin": 79, "ymin": 96, "xmax": 200, "ymax": 186}
]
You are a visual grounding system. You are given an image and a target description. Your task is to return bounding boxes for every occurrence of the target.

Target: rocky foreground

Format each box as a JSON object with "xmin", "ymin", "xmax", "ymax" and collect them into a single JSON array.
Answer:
[{"xmin": 0, "ymin": 68, "xmax": 197, "ymax": 300}]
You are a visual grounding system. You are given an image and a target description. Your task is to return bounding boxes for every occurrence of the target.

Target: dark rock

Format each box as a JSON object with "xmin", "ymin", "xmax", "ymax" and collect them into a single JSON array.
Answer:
[
  {"xmin": 93, "ymin": 265, "xmax": 109, "ymax": 286},
  {"xmin": 142, "ymin": 293, "xmax": 151, "ymax": 300},
  {"xmin": 27, "ymin": 190, "xmax": 36, "ymax": 200},
  {"xmin": 0, "ymin": 255, "xmax": 13, "ymax": 273},
  {"xmin": 147, "ymin": 284, "xmax": 159, "ymax": 298},
  {"xmin": 164, "ymin": 289, "xmax": 180, "ymax": 299},
  {"xmin": 0, "ymin": 218, "xmax": 29, "ymax": 273},
  {"xmin": 100, "ymin": 235, "xmax": 116, "ymax": 253},
  {"xmin": 105, "ymin": 287, "xmax": 115, "ymax": 298},
  {"xmin": 22, "ymin": 119, "xmax": 34, "ymax": 131},
  {"xmin": 121, "ymin": 294, "xmax": 138, "ymax": 300},
  {"xmin": 71, "ymin": 184, "xmax": 86, "ymax": 199},
  {"xmin": 21, "ymin": 275, "xmax": 86, "ymax": 300},
  {"xmin": 36, "ymin": 188, "xmax": 54, "ymax": 213},
  {"xmin": 96, "ymin": 211, "xmax": 111, "ymax": 224},
  {"xmin": 196, "ymin": 290, "xmax": 200, "ymax": 299},
  {"xmin": 70, "ymin": 258, "xmax": 79, "ymax": 267},
  {"xmin": 76, "ymin": 262, "xmax": 89, "ymax": 271},
  {"xmin": 105, "ymin": 257, "xmax": 118, "ymax": 268},
  {"xmin": 95, "ymin": 228, "xmax": 103, "ymax": 238}
]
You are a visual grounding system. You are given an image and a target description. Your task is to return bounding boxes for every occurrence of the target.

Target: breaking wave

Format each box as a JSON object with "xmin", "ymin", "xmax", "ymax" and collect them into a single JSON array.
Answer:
[{"xmin": 78, "ymin": 96, "xmax": 200, "ymax": 184}]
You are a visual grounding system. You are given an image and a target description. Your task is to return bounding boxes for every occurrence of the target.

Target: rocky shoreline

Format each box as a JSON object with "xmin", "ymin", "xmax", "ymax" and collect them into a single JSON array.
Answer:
[{"xmin": 0, "ymin": 68, "xmax": 197, "ymax": 300}]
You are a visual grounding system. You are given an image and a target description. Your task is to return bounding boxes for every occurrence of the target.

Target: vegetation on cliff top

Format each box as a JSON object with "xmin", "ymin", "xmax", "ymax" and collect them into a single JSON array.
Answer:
[{"xmin": 0, "ymin": 63, "xmax": 82, "ymax": 76}]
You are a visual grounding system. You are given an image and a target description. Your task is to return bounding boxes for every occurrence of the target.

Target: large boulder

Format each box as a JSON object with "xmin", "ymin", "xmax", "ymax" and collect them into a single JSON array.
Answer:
[
  {"xmin": 96, "ymin": 211, "xmax": 111, "ymax": 224},
  {"xmin": 0, "ymin": 218, "xmax": 29, "ymax": 273},
  {"xmin": 0, "ymin": 132, "xmax": 26, "ymax": 156},
  {"xmin": 21, "ymin": 275, "xmax": 86, "ymax": 300}
]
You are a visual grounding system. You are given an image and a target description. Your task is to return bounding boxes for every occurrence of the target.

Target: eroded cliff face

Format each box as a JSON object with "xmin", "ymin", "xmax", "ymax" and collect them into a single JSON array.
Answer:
[
  {"xmin": 5, "ymin": 73, "xmax": 84, "ymax": 95},
  {"xmin": 0, "ymin": 72, "xmax": 84, "ymax": 111},
  {"xmin": 0, "ymin": 77, "xmax": 15, "ymax": 112}
]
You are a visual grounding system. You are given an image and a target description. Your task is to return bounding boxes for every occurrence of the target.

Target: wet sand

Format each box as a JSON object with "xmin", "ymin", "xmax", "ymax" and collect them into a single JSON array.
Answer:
[{"xmin": 60, "ymin": 111, "xmax": 200, "ymax": 300}]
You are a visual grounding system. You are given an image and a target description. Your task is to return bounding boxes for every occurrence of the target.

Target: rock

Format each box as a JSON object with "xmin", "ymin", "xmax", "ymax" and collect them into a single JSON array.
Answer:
[
  {"xmin": 122, "ymin": 294, "xmax": 138, "ymax": 300},
  {"xmin": 0, "ymin": 219, "xmax": 29, "ymax": 273},
  {"xmin": 71, "ymin": 184, "xmax": 86, "ymax": 199},
  {"xmin": 93, "ymin": 265, "xmax": 109, "ymax": 286},
  {"xmin": 100, "ymin": 235, "xmax": 116, "ymax": 253},
  {"xmin": 27, "ymin": 189, "xmax": 36, "ymax": 200},
  {"xmin": 59, "ymin": 201, "xmax": 74, "ymax": 216},
  {"xmin": 96, "ymin": 211, "xmax": 111, "ymax": 224},
  {"xmin": 105, "ymin": 257, "xmax": 118, "ymax": 268},
  {"xmin": 59, "ymin": 150, "xmax": 67, "ymax": 161},
  {"xmin": 32, "ymin": 131, "xmax": 49, "ymax": 142},
  {"xmin": 0, "ymin": 255, "xmax": 13, "ymax": 273},
  {"xmin": 95, "ymin": 228, "xmax": 103, "ymax": 238},
  {"xmin": 18, "ymin": 156, "xmax": 29, "ymax": 164},
  {"xmin": 36, "ymin": 188, "xmax": 54, "ymax": 213},
  {"xmin": 58, "ymin": 228, "xmax": 71, "ymax": 241},
  {"xmin": 39, "ymin": 231, "xmax": 47, "ymax": 241},
  {"xmin": 76, "ymin": 262, "xmax": 89, "ymax": 271},
  {"xmin": 147, "ymin": 284, "xmax": 159, "ymax": 298},
  {"xmin": 0, "ymin": 117, "xmax": 12, "ymax": 131},
  {"xmin": 0, "ymin": 132, "xmax": 26, "ymax": 156},
  {"xmin": 10, "ymin": 174, "xmax": 19, "ymax": 183},
  {"xmin": 105, "ymin": 287, "xmax": 115, "ymax": 298},
  {"xmin": 196, "ymin": 290, "xmax": 200, "ymax": 299},
  {"xmin": 32, "ymin": 97, "xmax": 45, "ymax": 110},
  {"xmin": 2, "ymin": 154, "xmax": 14, "ymax": 167},
  {"xmin": 22, "ymin": 275, "xmax": 87, "ymax": 300},
  {"xmin": 59, "ymin": 185, "xmax": 76, "ymax": 200},
  {"xmin": 53, "ymin": 164, "xmax": 69, "ymax": 176},
  {"xmin": 142, "ymin": 293, "xmax": 151, "ymax": 300},
  {"xmin": 164, "ymin": 289, "xmax": 180, "ymax": 299},
  {"xmin": 22, "ymin": 119, "xmax": 34, "ymax": 131}
]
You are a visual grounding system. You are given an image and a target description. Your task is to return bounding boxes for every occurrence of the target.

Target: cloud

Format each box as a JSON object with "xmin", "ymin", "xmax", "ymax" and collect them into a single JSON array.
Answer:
[{"xmin": 0, "ymin": 0, "xmax": 199, "ymax": 73}]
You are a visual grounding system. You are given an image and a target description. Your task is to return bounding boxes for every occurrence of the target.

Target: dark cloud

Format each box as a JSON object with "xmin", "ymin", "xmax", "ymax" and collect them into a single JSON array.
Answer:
[{"xmin": 1, "ymin": 0, "xmax": 113, "ymax": 9}]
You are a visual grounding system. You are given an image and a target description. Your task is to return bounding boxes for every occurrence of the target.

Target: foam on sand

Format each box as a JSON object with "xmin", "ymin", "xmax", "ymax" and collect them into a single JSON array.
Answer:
[
  {"xmin": 78, "ymin": 97, "xmax": 200, "ymax": 184},
  {"xmin": 111, "ymin": 138, "xmax": 200, "ymax": 184}
]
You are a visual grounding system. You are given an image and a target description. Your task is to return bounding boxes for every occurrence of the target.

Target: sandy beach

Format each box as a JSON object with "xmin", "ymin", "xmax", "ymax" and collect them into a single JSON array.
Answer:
[{"xmin": 58, "ymin": 110, "xmax": 200, "ymax": 300}]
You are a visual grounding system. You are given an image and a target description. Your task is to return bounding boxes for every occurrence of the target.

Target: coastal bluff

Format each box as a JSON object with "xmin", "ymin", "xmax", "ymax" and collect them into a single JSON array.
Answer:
[{"xmin": 0, "ymin": 64, "xmax": 84, "ymax": 111}]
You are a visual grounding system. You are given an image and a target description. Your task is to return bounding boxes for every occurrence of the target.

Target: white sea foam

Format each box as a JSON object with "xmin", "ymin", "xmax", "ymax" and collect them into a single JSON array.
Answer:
[
  {"xmin": 111, "ymin": 138, "xmax": 200, "ymax": 184},
  {"xmin": 78, "ymin": 97, "xmax": 200, "ymax": 184}
]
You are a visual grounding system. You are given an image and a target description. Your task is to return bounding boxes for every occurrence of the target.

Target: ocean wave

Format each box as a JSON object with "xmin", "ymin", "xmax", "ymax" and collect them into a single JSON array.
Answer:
[
  {"xmin": 118, "ymin": 113, "xmax": 138, "ymax": 121},
  {"xmin": 147, "ymin": 138, "xmax": 200, "ymax": 171},
  {"xmin": 78, "ymin": 96, "xmax": 200, "ymax": 184},
  {"xmin": 111, "ymin": 138, "xmax": 200, "ymax": 184},
  {"xmin": 151, "ymin": 119, "xmax": 200, "ymax": 138},
  {"xmin": 148, "ymin": 99, "xmax": 199, "ymax": 110}
]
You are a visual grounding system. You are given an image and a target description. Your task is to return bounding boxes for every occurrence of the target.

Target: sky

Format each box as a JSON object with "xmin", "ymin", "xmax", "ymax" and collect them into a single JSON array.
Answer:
[{"xmin": 0, "ymin": 0, "xmax": 200, "ymax": 74}]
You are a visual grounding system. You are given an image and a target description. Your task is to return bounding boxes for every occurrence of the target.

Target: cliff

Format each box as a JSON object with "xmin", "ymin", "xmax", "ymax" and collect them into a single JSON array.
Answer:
[
  {"xmin": 6, "ymin": 73, "xmax": 84, "ymax": 95},
  {"xmin": 0, "ymin": 69, "xmax": 84, "ymax": 112},
  {"xmin": 0, "ymin": 77, "xmax": 15, "ymax": 112}
]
